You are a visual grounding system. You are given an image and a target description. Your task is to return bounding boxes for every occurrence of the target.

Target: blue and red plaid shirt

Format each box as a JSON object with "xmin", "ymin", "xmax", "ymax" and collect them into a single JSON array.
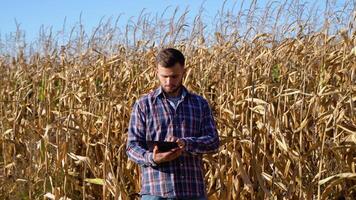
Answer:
[{"xmin": 126, "ymin": 85, "xmax": 220, "ymax": 198}]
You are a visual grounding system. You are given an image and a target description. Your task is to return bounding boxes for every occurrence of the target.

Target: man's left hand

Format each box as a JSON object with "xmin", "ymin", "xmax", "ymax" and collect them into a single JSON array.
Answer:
[{"xmin": 166, "ymin": 136, "xmax": 186, "ymax": 149}]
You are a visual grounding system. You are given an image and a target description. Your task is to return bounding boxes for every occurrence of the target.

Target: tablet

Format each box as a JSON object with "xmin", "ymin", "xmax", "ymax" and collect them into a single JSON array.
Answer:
[{"xmin": 146, "ymin": 141, "xmax": 179, "ymax": 152}]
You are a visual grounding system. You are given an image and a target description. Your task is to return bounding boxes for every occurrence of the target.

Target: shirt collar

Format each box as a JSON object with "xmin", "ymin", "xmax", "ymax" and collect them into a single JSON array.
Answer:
[{"xmin": 153, "ymin": 85, "xmax": 189, "ymax": 102}]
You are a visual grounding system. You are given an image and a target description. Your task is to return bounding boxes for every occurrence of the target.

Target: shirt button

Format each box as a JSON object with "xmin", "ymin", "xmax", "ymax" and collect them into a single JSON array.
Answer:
[
  {"xmin": 181, "ymin": 176, "xmax": 185, "ymax": 179},
  {"xmin": 180, "ymin": 163, "xmax": 183, "ymax": 167}
]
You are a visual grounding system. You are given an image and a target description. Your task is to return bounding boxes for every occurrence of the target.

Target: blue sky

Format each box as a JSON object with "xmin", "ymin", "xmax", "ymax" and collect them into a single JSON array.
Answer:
[
  {"xmin": 0, "ymin": 0, "xmax": 227, "ymax": 41},
  {"xmin": 0, "ymin": 0, "xmax": 349, "ymax": 43}
]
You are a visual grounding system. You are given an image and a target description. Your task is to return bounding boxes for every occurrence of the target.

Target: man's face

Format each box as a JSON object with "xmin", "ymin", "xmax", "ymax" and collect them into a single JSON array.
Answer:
[{"xmin": 156, "ymin": 63, "xmax": 185, "ymax": 96}]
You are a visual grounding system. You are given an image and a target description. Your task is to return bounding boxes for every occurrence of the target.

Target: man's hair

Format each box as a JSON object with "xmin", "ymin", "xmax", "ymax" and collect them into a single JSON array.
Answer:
[{"xmin": 156, "ymin": 48, "xmax": 185, "ymax": 68}]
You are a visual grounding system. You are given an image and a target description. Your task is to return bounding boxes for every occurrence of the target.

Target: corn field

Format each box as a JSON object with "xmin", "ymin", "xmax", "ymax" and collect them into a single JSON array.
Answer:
[{"xmin": 0, "ymin": 1, "xmax": 356, "ymax": 199}]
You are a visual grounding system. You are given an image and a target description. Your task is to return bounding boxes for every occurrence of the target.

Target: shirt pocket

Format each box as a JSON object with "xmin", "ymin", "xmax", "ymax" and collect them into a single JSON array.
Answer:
[{"xmin": 146, "ymin": 114, "xmax": 170, "ymax": 141}]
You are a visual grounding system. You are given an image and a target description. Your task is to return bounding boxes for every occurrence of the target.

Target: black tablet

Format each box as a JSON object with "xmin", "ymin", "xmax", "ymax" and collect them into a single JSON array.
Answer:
[{"xmin": 146, "ymin": 141, "xmax": 179, "ymax": 152}]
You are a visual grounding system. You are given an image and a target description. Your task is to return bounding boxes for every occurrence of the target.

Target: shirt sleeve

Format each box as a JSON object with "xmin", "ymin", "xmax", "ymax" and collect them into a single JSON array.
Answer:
[
  {"xmin": 181, "ymin": 99, "xmax": 220, "ymax": 154},
  {"xmin": 126, "ymin": 100, "xmax": 157, "ymax": 167}
]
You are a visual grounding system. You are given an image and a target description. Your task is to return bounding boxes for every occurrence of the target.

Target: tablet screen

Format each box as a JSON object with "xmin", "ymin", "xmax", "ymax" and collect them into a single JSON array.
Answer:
[{"xmin": 146, "ymin": 141, "xmax": 179, "ymax": 152}]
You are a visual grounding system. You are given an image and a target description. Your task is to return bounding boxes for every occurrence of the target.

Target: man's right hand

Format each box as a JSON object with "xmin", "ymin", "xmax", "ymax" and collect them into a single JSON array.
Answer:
[{"xmin": 152, "ymin": 145, "xmax": 183, "ymax": 164}]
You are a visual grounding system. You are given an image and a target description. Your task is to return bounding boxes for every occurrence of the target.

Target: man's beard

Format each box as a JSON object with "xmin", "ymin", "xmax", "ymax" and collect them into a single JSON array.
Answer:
[{"xmin": 162, "ymin": 84, "xmax": 182, "ymax": 96}]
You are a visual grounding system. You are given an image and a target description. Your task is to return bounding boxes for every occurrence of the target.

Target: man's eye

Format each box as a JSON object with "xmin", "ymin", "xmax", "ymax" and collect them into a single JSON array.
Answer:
[{"xmin": 162, "ymin": 76, "xmax": 176, "ymax": 78}]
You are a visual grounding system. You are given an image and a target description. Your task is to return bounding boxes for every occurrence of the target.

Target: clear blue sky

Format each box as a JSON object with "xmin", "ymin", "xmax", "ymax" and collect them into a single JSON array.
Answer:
[
  {"xmin": 0, "ymin": 0, "xmax": 348, "ymax": 43},
  {"xmin": 0, "ymin": 0, "xmax": 228, "ymax": 42}
]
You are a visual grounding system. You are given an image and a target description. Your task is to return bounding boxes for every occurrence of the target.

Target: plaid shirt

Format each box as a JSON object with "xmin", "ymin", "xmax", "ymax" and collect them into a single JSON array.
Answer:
[{"xmin": 126, "ymin": 86, "xmax": 220, "ymax": 198}]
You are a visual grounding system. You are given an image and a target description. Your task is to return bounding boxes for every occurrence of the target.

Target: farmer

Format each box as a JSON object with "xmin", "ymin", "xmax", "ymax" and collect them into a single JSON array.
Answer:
[{"xmin": 126, "ymin": 48, "xmax": 220, "ymax": 200}]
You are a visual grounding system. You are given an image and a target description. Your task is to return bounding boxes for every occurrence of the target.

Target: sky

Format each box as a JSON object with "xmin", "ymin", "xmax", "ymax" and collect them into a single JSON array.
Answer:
[
  {"xmin": 0, "ymin": 0, "xmax": 349, "ymax": 43},
  {"xmin": 0, "ymin": 0, "xmax": 228, "ymax": 42}
]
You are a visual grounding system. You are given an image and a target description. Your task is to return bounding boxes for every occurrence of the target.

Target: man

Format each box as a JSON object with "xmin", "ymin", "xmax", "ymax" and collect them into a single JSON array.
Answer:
[{"xmin": 126, "ymin": 48, "xmax": 220, "ymax": 200}]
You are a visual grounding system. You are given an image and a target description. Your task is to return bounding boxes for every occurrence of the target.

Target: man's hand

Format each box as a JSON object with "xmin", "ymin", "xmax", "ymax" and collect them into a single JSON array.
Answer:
[
  {"xmin": 152, "ymin": 145, "xmax": 183, "ymax": 164},
  {"xmin": 167, "ymin": 135, "xmax": 186, "ymax": 149},
  {"xmin": 152, "ymin": 136, "xmax": 186, "ymax": 164}
]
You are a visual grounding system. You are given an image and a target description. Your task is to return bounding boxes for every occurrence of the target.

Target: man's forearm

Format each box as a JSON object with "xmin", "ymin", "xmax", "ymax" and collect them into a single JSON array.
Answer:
[
  {"xmin": 126, "ymin": 141, "xmax": 157, "ymax": 167},
  {"xmin": 181, "ymin": 134, "xmax": 220, "ymax": 154}
]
